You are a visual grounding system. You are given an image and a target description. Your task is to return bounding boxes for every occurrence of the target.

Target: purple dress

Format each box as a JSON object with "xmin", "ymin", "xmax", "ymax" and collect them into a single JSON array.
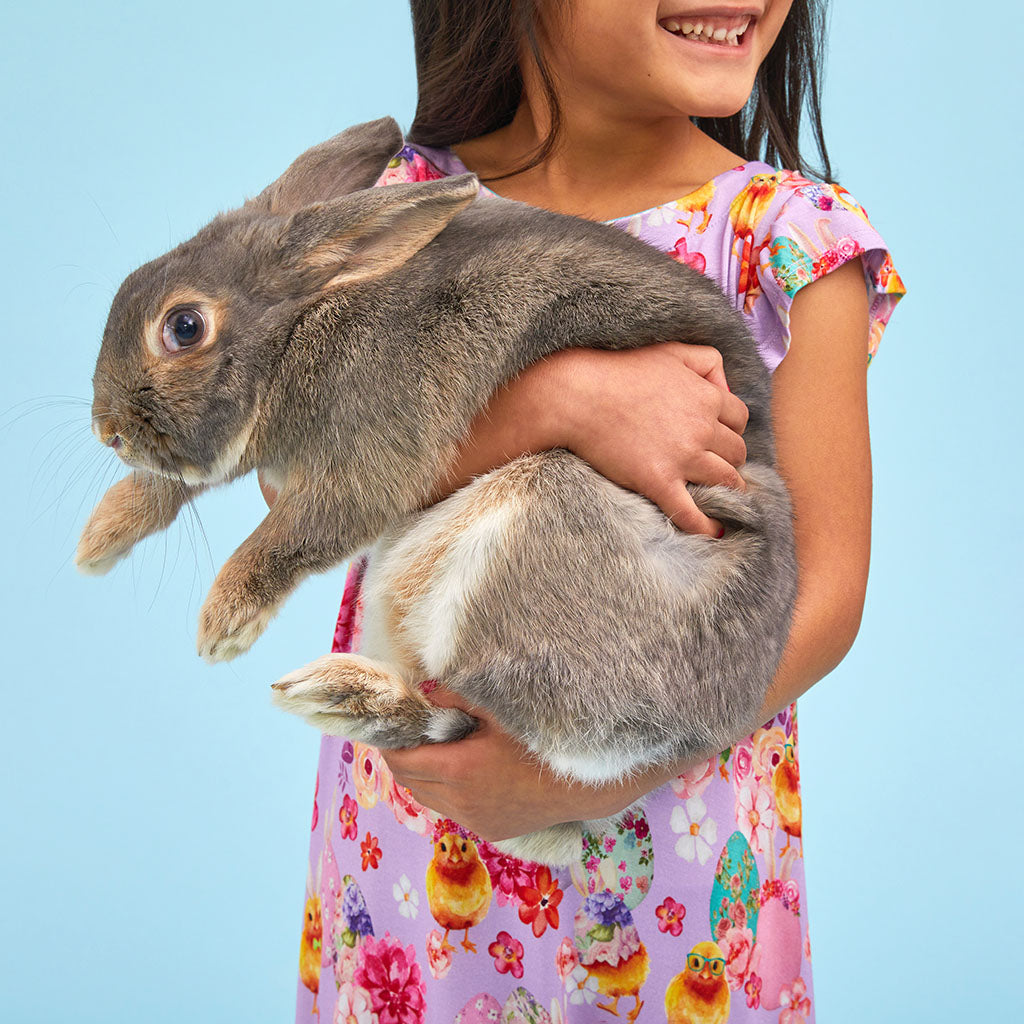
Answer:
[{"xmin": 293, "ymin": 144, "xmax": 905, "ymax": 1024}]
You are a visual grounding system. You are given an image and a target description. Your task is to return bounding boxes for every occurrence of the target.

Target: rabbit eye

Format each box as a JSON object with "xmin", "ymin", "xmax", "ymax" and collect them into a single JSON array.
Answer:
[{"xmin": 162, "ymin": 308, "xmax": 206, "ymax": 352}]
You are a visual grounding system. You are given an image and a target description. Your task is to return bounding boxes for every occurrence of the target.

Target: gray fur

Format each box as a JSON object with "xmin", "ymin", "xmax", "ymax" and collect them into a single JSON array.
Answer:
[{"xmin": 78, "ymin": 117, "xmax": 797, "ymax": 863}]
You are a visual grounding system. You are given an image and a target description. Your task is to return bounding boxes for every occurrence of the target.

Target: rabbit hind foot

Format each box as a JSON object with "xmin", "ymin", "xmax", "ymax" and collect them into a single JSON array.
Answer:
[{"xmin": 271, "ymin": 652, "xmax": 477, "ymax": 748}]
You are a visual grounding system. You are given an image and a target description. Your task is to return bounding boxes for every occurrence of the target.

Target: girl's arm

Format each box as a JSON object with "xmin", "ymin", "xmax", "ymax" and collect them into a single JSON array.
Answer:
[{"xmin": 380, "ymin": 259, "xmax": 873, "ymax": 841}]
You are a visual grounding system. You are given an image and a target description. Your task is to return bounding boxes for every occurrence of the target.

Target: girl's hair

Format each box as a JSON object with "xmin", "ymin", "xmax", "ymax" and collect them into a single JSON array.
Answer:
[{"xmin": 407, "ymin": 0, "xmax": 833, "ymax": 182}]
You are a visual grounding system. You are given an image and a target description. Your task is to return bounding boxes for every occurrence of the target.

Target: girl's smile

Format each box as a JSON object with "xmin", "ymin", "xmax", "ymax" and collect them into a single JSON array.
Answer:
[
  {"xmin": 658, "ymin": 10, "xmax": 757, "ymax": 50},
  {"xmin": 534, "ymin": 2, "xmax": 792, "ymax": 123}
]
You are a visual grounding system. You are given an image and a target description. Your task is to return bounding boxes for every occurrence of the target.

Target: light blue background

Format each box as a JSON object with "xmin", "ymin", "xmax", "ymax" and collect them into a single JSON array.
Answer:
[{"xmin": 1, "ymin": 2, "xmax": 1019, "ymax": 1020}]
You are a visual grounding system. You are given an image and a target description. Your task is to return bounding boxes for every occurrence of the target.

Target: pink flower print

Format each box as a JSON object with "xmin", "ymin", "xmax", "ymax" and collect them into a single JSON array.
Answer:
[
  {"xmin": 669, "ymin": 235, "xmax": 707, "ymax": 273},
  {"xmin": 477, "ymin": 841, "xmax": 537, "ymax": 908},
  {"xmin": 744, "ymin": 972, "xmax": 762, "ymax": 1009},
  {"xmin": 670, "ymin": 755, "xmax": 716, "ymax": 799},
  {"xmin": 339, "ymin": 794, "xmax": 358, "ymax": 841},
  {"xmin": 655, "ymin": 897, "xmax": 686, "ymax": 936},
  {"xmin": 779, "ymin": 976, "xmax": 812, "ymax": 1024},
  {"xmin": 730, "ymin": 898, "xmax": 748, "ymax": 930},
  {"xmin": 488, "ymin": 930, "xmax": 525, "ymax": 979},
  {"xmin": 670, "ymin": 796, "xmax": 718, "ymax": 865},
  {"xmin": 555, "ymin": 935, "xmax": 579, "ymax": 981},
  {"xmin": 354, "ymin": 934, "xmax": 427, "ymax": 1024},
  {"xmin": 720, "ymin": 925, "xmax": 755, "ymax": 991},
  {"xmin": 385, "ymin": 775, "xmax": 431, "ymax": 836},
  {"xmin": 715, "ymin": 916, "xmax": 730, "ymax": 941},
  {"xmin": 833, "ymin": 235, "xmax": 864, "ymax": 261},
  {"xmin": 782, "ymin": 879, "xmax": 801, "ymax": 914},
  {"xmin": 729, "ymin": 873, "xmax": 743, "ymax": 897},
  {"xmin": 620, "ymin": 875, "xmax": 632, "ymax": 893},
  {"xmin": 603, "ymin": 835, "xmax": 616, "ymax": 853},
  {"xmin": 585, "ymin": 855, "xmax": 600, "ymax": 872},
  {"xmin": 804, "ymin": 930, "xmax": 812, "ymax": 963},
  {"xmin": 352, "ymin": 742, "xmax": 385, "ymax": 808},
  {"xmin": 636, "ymin": 875, "xmax": 650, "ymax": 894},
  {"xmin": 752, "ymin": 726, "xmax": 786, "ymax": 781},
  {"xmin": 407, "ymin": 153, "xmax": 446, "ymax": 183},
  {"xmin": 736, "ymin": 779, "xmax": 775, "ymax": 854},
  {"xmin": 334, "ymin": 982, "xmax": 376, "ymax": 1024},
  {"xmin": 732, "ymin": 742, "xmax": 753, "ymax": 786},
  {"xmin": 333, "ymin": 941, "xmax": 359, "ymax": 986},
  {"xmin": 425, "ymin": 929, "xmax": 453, "ymax": 980}
]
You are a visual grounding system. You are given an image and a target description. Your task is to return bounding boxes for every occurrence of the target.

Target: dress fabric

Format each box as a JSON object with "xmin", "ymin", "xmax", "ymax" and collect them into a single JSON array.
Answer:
[{"xmin": 294, "ymin": 143, "xmax": 905, "ymax": 1024}]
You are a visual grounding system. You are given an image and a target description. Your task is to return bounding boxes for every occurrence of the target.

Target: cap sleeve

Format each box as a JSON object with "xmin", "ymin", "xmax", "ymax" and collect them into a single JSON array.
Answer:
[{"xmin": 748, "ymin": 173, "xmax": 906, "ymax": 368}]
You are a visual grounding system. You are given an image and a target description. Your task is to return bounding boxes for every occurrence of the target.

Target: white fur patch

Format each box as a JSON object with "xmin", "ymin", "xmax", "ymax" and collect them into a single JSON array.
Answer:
[
  {"xmin": 544, "ymin": 748, "xmax": 650, "ymax": 786},
  {"xmin": 425, "ymin": 707, "xmax": 472, "ymax": 743},
  {"xmin": 410, "ymin": 502, "xmax": 516, "ymax": 677}
]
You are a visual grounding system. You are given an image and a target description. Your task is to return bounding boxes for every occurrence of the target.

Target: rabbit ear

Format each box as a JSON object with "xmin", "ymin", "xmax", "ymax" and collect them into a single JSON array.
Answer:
[
  {"xmin": 282, "ymin": 174, "xmax": 480, "ymax": 293},
  {"xmin": 248, "ymin": 117, "xmax": 404, "ymax": 215}
]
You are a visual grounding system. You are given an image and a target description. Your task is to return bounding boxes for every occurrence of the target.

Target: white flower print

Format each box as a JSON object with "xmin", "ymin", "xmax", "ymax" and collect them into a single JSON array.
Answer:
[
  {"xmin": 735, "ymin": 779, "xmax": 775, "ymax": 855},
  {"xmin": 670, "ymin": 795, "xmax": 718, "ymax": 865},
  {"xmin": 392, "ymin": 873, "xmax": 419, "ymax": 919},
  {"xmin": 565, "ymin": 964, "xmax": 600, "ymax": 1005}
]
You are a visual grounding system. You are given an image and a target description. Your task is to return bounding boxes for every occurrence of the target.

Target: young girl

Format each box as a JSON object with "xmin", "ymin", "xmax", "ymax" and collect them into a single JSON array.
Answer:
[{"xmin": 288, "ymin": 2, "xmax": 904, "ymax": 1020}]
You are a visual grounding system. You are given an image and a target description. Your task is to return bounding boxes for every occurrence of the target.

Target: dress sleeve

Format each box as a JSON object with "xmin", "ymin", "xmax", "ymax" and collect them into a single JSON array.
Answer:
[{"xmin": 750, "ymin": 174, "xmax": 906, "ymax": 368}]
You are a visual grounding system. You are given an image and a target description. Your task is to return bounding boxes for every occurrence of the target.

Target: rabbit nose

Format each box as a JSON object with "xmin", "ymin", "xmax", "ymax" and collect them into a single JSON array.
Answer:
[{"xmin": 92, "ymin": 415, "xmax": 122, "ymax": 450}]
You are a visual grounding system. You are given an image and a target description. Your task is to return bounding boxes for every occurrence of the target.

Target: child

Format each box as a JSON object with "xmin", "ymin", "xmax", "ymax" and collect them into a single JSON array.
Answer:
[{"xmin": 290, "ymin": 2, "xmax": 905, "ymax": 1020}]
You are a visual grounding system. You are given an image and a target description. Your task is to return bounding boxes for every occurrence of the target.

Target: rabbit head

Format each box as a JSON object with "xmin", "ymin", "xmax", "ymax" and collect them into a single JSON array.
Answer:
[{"xmin": 88, "ymin": 116, "xmax": 476, "ymax": 486}]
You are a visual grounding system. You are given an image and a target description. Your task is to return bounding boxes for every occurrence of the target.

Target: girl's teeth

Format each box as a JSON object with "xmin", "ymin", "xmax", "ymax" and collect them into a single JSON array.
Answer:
[{"xmin": 661, "ymin": 16, "xmax": 751, "ymax": 46}]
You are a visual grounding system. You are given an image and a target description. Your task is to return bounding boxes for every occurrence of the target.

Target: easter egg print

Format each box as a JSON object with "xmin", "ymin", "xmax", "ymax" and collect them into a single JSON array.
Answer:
[{"xmin": 709, "ymin": 831, "xmax": 760, "ymax": 942}]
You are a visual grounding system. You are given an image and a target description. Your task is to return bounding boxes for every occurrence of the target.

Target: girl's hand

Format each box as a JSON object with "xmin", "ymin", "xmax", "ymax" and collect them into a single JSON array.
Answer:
[
  {"xmin": 428, "ymin": 343, "xmax": 749, "ymax": 536},
  {"xmin": 563, "ymin": 343, "xmax": 749, "ymax": 535},
  {"xmin": 380, "ymin": 685, "xmax": 678, "ymax": 841}
]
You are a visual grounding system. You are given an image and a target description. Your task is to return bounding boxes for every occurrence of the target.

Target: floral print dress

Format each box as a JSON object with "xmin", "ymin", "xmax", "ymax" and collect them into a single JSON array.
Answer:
[{"xmin": 294, "ymin": 143, "xmax": 905, "ymax": 1024}]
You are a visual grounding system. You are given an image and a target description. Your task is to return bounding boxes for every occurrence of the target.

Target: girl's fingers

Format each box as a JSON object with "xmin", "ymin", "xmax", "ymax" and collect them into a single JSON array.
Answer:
[
  {"xmin": 717, "ymin": 390, "xmax": 750, "ymax": 435},
  {"xmin": 710, "ymin": 422, "xmax": 748, "ymax": 472},
  {"xmin": 698, "ymin": 452, "xmax": 747, "ymax": 492},
  {"xmin": 671, "ymin": 342, "xmax": 729, "ymax": 390},
  {"xmin": 658, "ymin": 483, "xmax": 722, "ymax": 536}
]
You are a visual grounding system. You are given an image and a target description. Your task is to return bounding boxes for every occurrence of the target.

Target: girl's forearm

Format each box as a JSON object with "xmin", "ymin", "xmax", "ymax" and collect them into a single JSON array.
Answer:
[{"xmin": 426, "ymin": 352, "xmax": 577, "ymax": 503}]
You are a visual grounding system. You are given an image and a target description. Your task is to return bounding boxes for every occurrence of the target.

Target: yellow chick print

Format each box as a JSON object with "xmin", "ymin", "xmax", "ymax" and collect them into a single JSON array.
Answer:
[
  {"xmin": 676, "ymin": 179, "xmax": 716, "ymax": 233},
  {"xmin": 426, "ymin": 819, "xmax": 492, "ymax": 954},
  {"xmin": 773, "ymin": 738, "xmax": 803, "ymax": 856},
  {"xmin": 664, "ymin": 940, "xmax": 730, "ymax": 1024}
]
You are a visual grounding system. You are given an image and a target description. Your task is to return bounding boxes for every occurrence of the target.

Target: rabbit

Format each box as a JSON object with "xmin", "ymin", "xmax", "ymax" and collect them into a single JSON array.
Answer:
[{"xmin": 76, "ymin": 116, "xmax": 797, "ymax": 865}]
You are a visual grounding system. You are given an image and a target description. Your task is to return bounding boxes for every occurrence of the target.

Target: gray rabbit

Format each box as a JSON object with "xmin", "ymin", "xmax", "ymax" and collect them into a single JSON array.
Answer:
[{"xmin": 77, "ymin": 117, "xmax": 796, "ymax": 864}]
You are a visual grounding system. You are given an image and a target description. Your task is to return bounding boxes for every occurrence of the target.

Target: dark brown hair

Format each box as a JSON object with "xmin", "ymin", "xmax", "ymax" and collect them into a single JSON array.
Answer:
[{"xmin": 407, "ymin": 0, "xmax": 833, "ymax": 181}]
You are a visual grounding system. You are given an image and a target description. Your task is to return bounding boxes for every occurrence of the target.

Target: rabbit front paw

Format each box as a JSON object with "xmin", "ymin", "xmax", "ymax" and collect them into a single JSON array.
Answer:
[
  {"xmin": 76, "ymin": 475, "xmax": 157, "ymax": 574},
  {"xmin": 271, "ymin": 653, "xmax": 477, "ymax": 748},
  {"xmin": 197, "ymin": 573, "xmax": 282, "ymax": 662}
]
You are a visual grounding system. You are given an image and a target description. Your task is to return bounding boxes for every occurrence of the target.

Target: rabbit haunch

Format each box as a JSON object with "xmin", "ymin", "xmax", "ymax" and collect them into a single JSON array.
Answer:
[{"xmin": 77, "ymin": 118, "xmax": 797, "ymax": 864}]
